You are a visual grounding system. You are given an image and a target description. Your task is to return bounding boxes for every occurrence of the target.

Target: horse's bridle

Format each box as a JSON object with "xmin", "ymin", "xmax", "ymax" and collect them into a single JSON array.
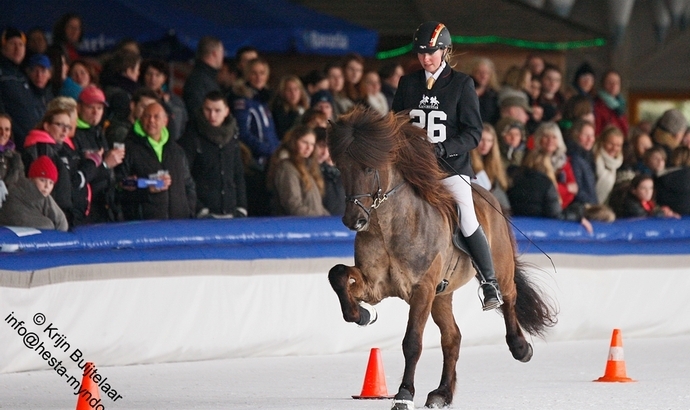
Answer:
[{"xmin": 346, "ymin": 169, "xmax": 406, "ymax": 217}]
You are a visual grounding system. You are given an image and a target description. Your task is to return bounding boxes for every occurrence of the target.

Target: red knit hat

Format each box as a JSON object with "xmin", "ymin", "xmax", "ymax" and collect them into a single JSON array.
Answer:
[{"xmin": 28, "ymin": 155, "xmax": 58, "ymax": 183}]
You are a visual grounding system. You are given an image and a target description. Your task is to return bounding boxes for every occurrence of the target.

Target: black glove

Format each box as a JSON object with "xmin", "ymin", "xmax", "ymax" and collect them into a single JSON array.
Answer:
[{"xmin": 434, "ymin": 142, "xmax": 446, "ymax": 158}]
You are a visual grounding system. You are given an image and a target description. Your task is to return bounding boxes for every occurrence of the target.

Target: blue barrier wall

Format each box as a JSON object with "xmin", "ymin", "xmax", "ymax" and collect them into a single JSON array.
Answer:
[{"xmin": 1, "ymin": 216, "xmax": 689, "ymax": 271}]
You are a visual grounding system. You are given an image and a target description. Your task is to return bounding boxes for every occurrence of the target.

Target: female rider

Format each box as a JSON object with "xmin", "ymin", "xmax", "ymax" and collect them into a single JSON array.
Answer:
[{"xmin": 392, "ymin": 22, "xmax": 502, "ymax": 311}]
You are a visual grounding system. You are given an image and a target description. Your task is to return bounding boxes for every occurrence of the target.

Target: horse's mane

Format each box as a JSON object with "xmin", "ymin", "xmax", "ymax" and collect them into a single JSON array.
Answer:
[{"xmin": 329, "ymin": 106, "xmax": 457, "ymax": 224}]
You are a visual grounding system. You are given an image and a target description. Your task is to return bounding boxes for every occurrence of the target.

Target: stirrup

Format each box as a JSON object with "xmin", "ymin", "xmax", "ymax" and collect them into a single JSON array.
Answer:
[{"xmin": 477, "ymin": 281, "xmax": 504, "ymax": 311}]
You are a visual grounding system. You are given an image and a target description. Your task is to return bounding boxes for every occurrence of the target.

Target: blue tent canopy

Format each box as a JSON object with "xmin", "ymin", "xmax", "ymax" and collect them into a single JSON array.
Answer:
[{"xmin": 1, "ymin": 0, "xmax": 378, "ymax": 58}]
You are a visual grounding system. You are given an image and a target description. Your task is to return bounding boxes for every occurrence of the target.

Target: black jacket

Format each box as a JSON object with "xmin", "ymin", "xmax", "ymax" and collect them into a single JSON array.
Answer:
[
  {"xmin": 182, "ymin": 61, "xmax": 219, "ymax": 118},
  {"xmin": 566, "ymin": 140, "xmax": 598, "ymax": 205},
  {"xmin": 118, "ymin": 126, "xmax": 196, "ymax": 220},
  {"xmin": 655, "ymin": 166, "xmax": 690, "ymax": 215},
  {"xmin": 0, "ymin": 55, "xmax": 41, "ymax": 149},
  {"xmin": 321, "ymin": 163, "xmax": 345, "ymax": 216},
  {"xmin": 508, "ymin": 167, "xmax": 583, "ymax": 221},
  {"xmin": 178, "ymin": 115, "xmax": 247, "ymax": 215},
  {"xmin": 392, "ymin": 64, "xmax": 482, "ymax": 177}
]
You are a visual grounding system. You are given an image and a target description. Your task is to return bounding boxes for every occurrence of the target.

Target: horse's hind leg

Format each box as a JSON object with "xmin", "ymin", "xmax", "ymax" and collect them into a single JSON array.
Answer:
[
  {"xmin": 501, "ymin": 287, "xmax": 533, "ymax": 362},
  {"xmin": 424, "ymin": 292, "xmax": 460, "ymax": 408}
]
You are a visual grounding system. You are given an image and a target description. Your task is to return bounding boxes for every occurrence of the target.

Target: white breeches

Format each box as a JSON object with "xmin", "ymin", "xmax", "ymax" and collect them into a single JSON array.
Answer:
[{"xmin": 442, "ymin": 174, "xmax": 479, "ymax": 237}]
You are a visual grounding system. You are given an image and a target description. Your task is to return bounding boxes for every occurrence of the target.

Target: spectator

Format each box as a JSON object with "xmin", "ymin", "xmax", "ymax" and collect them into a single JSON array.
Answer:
[
  {"xmin": 495, "ymin": 116, "xmax": 527, "ymax": 170},
  {"xmin": 51, "ymin": 14, "xmax": 82, "ymax": 63},
  {"xmin": 0, "ymin": 113, "xmax": 17, "ymax": 206},
  {"xmin": 595, "ymin": 125, "xmax": 625, "ymax": 204},
  {"xmin": 179, "ymin": 91, "xmax": 247, "ymax": 218},
  {"xmin": 309, "ymin": 90, "xmax": 335, "ymax": 121},
  {"xmin": 643, "ymin": 146, "xmax": 667, "ymax": 176},
  {"xmin": 103, "ymin": 50, "xmax": 142, "ymax": 122},
  {"xmin": 25, "ymin": 54, "xmax": 54, "ymax": 121},
  {"xmin": 470, "ymin": 123, "xmax": 510, "ymax": 213},
  {"xmin": 266, "ymin": 124, "xmax": 328, "ymax": 216},
  {"xmin": 301, "ymin": 108, "xmax": 328, "ymax": 129},
  {"xmin": 613, "ymin": 173, "xmax": 679, "ymax": 219},
  {"xmin": 23, "ymin": 106, "xmax": 97, "ymax": 226},
  {"xmin": 45, "ymin": 47, "xmax": 68, "ymax": 97},
  {"xmin": 183, "ymin": 36, "xmax": 223, "ymax": 119},
  {"xmin": 26, "ymin": 27, "xmax": 48, "ymax": 57},
  {"xmin": 60, "ymin": 59, "xmax": 94, "ymax": 100},
  {"xmin": 314, "ymin": 126, "xmax": 344, "ymax": 216},
  {"xmin": 74, "ymin": 85, "xmax": 124, "ymax": 222},
  {"xmin": 537, "ymin": 64, "xmax": 565, "ymax": 122},
  {"xmin": 571, "ymin": 62, "xmax": 596, "ymax": 99},
  {"xmin": 0, "ymin": 113, "xmax": 13, "ymax": 153},
  {"xmin": 1, "ymin": 27, "xmax": 40, "ymax": 150},
  {"xmin": 559, "ymin": 94, "xmax": 595, "ymax": 134},
  {"xmin": 656, "ymin": 146, "xmax": 690, "ymax": 215},
  {"xmin": 525, "ymin": 122, "xmax": 577, "ymax": 209},
  {"xmin": 271, "ymin": 75, "xmax": 309, "ymax": 140},
  {"xmin": 140, "ymin": 59, "xmax": 188, "ymax": 141},
  {"xmin": 594, "ymin": 69, "xmax": 628, "ymax": 136},
  {"xmin": 525, "ymin": 55, "xmax": 545, "ymax": 79},
  {"xmin": 301, "ymin": 69, "xmax": 329, "ymax": 96},
  {"xmin": 341, "ymin": 53, "xmax": 364, "ymax": 107},
  {"xmin": 234, "ymin": 46, "xmax": 258, "ymax": 79},
  {"xmin": 470, "ymin": 57, "xmax": 500, "ymax": 125},
  {"xmin": 651, "ymin": 108, "xmax": 687, "ymax": 159},
  {"xmin": 359, "ymin": 70, "xmax": 388, "ymax": 116},
  {"xmin": 378, "ymin": 61, "xmax": 404, "ymax": 110},
  {"xmin": 118, "ymin": 102, "xmax": 196, "ymax": 220},
  {"xmin": 566, "ymin": 119, "xmax": 598, "ymax": 206},
  {"xmin": 243, "ymin": 56, "xmax": 273, "ymax": 105},
  {"xmin": 498, "ymin": 95, "xmax": 531, "ymax": 128},
  {"xmin": 325, "ymin": 62, "xmax": 350, "ymax": 116},
  {"xmin": 623, "ymin": 128, "xmax": 653, "ymax": 173},
  {"xmin": 0, "ymin": 155, "xmax": 68, "ymax": 231},
  {"xmin": 217, "ymin": 57, "xmax": 239, "ymax": 96},
  {"xmin": 105, "ymin": 87, "xmax": 159, "ymax": 146},
  {"xmin": 231, "ymin": 57, "xmax": 280, "ymax": 168}
]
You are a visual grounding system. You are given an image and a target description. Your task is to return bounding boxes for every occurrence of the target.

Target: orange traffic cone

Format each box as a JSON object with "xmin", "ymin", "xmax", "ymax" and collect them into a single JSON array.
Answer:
[
  {"xmin": 594, "ymin": 329, "xmax": 636, "ymax": 382},
  {"xmin": 75, "ymin": 362, "xmax": 104, "ymax": 409},
  {"xmin": 352, "ymin": 348, "xmax": 394, "ymax": 399}
]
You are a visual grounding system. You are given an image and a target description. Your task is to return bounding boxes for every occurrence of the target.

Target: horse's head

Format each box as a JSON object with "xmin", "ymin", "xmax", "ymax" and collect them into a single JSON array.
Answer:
[{"xmin": 328, "ymin": 108, "xmax": 402, "ymax": 231}]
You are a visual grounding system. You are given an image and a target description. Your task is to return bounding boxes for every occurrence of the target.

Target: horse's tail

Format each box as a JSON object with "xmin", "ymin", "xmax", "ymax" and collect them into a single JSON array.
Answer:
[{"xmin": 513, "ymin": 259, "xmax": 558, "ymax": 338}]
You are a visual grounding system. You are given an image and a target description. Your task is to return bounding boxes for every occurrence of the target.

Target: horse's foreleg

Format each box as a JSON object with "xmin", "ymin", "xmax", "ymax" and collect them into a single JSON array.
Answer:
[
  {"xmin": 328, "ymin": 264, "xmax": 376, "ymax": 326},
  {"xmin": 393, "ymin": 257, "xmax": 442, "ymax": 410},
  {"xmin": 424, "ymin": 293, "xmax": 460, "ymax": 408}
]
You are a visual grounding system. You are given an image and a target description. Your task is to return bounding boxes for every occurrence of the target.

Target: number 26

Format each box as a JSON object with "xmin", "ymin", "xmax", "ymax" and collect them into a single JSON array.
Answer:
[{"xmin": 409, "ymin": 109, "xmax": 447, "ymax": 142}]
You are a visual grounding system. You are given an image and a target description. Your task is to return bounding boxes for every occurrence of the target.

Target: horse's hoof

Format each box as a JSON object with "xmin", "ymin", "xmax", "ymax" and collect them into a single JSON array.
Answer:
[
  {"xmin": 392, "ymin": 388, "xmax": 414, "ymax": 410},
  {"xmin": 357, "ymin": 302, "xmax": 378, "ymax": 326},
  {"xmin": 424, "ymin": 389, "xmax": 451, "ymax": 408}
]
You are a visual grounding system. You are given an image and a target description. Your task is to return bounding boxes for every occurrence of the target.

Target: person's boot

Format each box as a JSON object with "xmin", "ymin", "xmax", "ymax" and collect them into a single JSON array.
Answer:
[{"xmin": 464, "ymin": 226, "xmax": 503, "ymax": 311}]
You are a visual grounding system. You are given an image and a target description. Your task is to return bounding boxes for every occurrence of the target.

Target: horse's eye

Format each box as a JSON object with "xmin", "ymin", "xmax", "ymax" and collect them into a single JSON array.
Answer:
[{"xmin": 365, "ymin": 167, "xmax": 374, "ymax": 175}]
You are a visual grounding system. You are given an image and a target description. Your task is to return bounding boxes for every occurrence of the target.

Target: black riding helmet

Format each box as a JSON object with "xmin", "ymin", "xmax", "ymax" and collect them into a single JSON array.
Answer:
[{"xmin": 413, "ymin": 21, "xmax": 451, "ymax": 54}]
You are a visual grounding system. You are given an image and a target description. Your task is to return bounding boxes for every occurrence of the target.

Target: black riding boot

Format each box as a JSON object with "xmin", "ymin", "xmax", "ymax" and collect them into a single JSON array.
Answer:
[{"xmin": 465, "ymin": 226, "xmax": 503, "ymax": 311}]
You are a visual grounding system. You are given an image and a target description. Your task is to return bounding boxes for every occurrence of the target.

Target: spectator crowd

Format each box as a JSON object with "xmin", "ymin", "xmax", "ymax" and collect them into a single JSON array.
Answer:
[{"xmin": 1, "ymin": 16, "xmax": 689, "ymax": 233}]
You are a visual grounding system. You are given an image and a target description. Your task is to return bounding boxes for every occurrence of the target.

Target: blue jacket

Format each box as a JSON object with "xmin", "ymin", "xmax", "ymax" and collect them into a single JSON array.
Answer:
[
  {"xmin": 231, "ymin": 83, "xmax": 279, "ymax": 166},
  {"xmin": 0, "ymin": 55, "xmax": 42, "ymax": 149}
]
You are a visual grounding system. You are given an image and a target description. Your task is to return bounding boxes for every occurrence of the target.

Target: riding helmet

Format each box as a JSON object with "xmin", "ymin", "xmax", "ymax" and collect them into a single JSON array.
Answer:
[{"xmin": 413, "ymin": 21, "xmax": 451, "ymax": 54}]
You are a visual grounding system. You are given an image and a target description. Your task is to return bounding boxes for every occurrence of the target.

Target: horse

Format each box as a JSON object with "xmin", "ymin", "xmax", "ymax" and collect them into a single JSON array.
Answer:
[{"xmin": 327, "ymin": 106, "xmax": 557, "ymax": 410}]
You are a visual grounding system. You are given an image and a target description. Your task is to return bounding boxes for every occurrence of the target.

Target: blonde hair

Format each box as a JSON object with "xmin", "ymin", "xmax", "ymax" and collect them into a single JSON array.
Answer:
[
  {"xmin": 267, "ymin": 125, "xmax": 324, "ymax": 195},
  {"xmin": 471, "ymin": 123, "xmax": 509, "ymax": 190},
  {"xmin": 469, "ymin": 57, "xmax": 500, "ymax": 90}
]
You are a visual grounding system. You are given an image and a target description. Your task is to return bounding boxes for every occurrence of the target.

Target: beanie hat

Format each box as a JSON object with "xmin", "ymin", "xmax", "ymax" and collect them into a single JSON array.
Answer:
[
  {"xmin": 573, "ymin": 62, "xmax": 595, "ymax": 80},
  {"xmin": 310, "ymin": 90, "xmax": 334, "ymax": 109},
  {"xmin": 1, "ymin": 27, "xmax": 26, "ymax": 45},
  {"xmin": 28, "ymin": 155, "xmax": 58, "ymax": 183},
  {"xmin": 28, "ymin": 53, "xmax": 52, "ymax": 69},
  {"xmin": 657, "ymin": 109, "xmax": 688, "ymax": 135}
]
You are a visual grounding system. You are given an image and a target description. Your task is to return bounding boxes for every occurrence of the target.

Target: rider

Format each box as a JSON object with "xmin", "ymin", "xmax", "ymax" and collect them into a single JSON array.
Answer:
[{"xmin": 392, "ymin": 21, "xmax": 503, "ymax": 310}]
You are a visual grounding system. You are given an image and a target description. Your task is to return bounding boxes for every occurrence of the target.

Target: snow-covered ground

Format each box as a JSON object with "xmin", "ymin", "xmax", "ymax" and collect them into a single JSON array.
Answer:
[{"xmin": 1, "ymin": 335, "xmax": 688, "ymax": 410}]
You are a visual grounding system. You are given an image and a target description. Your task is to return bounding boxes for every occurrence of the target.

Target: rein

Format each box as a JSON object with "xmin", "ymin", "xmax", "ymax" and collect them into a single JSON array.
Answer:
[{"xmin": 346, "ymin": 169, "xmax": 406, "ymax": 216}]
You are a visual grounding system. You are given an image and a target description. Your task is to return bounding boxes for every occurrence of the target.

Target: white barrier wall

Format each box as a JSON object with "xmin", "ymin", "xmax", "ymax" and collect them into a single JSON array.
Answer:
[{"xmin": 2, "ymin": 252, "xmax": 689, "ymax": 374}]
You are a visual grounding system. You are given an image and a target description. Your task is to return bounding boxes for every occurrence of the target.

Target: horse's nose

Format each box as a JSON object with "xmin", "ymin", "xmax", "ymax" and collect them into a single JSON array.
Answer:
[{"xmin": 354, "ymin": 217, "xmax": 368, "ymax": 231}]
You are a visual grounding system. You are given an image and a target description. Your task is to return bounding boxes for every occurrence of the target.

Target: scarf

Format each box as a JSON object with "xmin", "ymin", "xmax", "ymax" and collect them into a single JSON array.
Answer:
[
  {"xmin": 0, "ymin": 140, "xmax": 16, "ymax": 153},
  {"xmin": 598, "ymin": 91, "xmax": 626, "ymax": 116},
  {"xmin": 196, "ymin": 114, "xmax": 237, "ymax": 147}
]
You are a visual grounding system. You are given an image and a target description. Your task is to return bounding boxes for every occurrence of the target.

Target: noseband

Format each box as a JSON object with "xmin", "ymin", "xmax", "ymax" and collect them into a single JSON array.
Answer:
[{"xmin": 346, "ymin": 169, "xmax": 406, "ymax": 217}]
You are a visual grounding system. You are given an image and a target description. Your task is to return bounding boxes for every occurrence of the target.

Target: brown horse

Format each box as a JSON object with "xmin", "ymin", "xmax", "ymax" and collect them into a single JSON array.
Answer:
[{"xmin": 327, "ymin": 107, "xmax": 557, "ymax": 410}]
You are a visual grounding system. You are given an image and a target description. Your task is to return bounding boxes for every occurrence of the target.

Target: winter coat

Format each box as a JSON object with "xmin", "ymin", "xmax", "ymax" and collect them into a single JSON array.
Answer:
[
  {"xmin": 508, "ymin": 167, "xmax": 583, "ymax": 222},
  {"xmin": 118, "ymin": 122, "xmax": 196, "ymax": 220},
  {"xmin": 182, "ymin": 60, "xmax": 220, "ymax": 117},
  {"xmin": 179, "ymin": 114, "xmax": 247, "ymax": 216},
  {"xmin": 655, "ymin": 166, "xmax": 690, "ymax": 215},
  {"xmin": 566, "ymin": 140, "xmax": 598, "ymax": 205},
  {"xmin": 231, "ymin": 81, "xmax": 280, "ymax": 167},
  {"xmin": 0, "ymin": 175, "xmax": 68, "ymax": 231},
  {"xmin": 321, "ymin": 162, "xmax": 345, "ymax": 216},
  {"xmin": 271, "ymin": 99, "xmax": 302, "ymax": 140},
  {"xmin": 593, "ymin": 96, "xmax": 629, "ymax": 137},
  {"xmin": 270, "ymin": 159, "xmax": 329, "ymax": 216},
  {"xmin": 0, "ymin": 55, "xmax": 41, "ymax": 148},
  {"xmin": 614, "ymin": 192, "xmax": 666, "ymax": 219}
]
